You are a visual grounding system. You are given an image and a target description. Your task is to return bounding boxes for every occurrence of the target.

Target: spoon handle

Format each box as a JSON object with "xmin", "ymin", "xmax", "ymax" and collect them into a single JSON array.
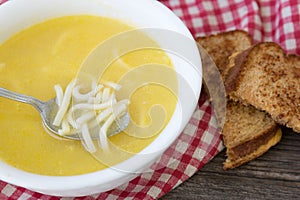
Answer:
[{"xmin": 0, "ymin": 87, "xmax": 44, "ymax": 112}]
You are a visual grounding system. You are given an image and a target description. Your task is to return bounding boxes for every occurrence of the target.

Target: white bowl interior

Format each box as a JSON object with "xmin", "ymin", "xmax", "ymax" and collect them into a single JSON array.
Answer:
[{"xmin": 0, "ymin": 0, "xmax": 202, "ymax": 196}]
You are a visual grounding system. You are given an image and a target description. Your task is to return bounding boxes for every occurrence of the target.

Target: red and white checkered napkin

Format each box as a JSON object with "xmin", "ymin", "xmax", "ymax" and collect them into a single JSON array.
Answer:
[
  {"xmin": 163, "ymin": 0, "xmax": 300, "ymax": 54},
  {"xmin": 1, "ymin": 0, "xmax": 300, "ymax": 199}
]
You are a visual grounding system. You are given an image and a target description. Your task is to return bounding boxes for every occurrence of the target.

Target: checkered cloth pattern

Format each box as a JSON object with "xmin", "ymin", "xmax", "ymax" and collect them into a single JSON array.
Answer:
[{"xmin": 0, "ymin": 0, "xmax": 299, "ymax": 199}]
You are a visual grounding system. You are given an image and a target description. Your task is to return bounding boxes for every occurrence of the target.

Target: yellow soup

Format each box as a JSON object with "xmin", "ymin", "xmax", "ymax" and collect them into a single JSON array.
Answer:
[{"xmin": 0, "ymin": 15, "xmax": 177, "ymax": 176}]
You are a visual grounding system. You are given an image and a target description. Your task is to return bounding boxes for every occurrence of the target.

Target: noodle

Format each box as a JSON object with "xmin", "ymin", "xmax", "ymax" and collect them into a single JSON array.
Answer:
[{"xmin": 53, "ymin": 80, "xmax": 129, "ymax": 150}]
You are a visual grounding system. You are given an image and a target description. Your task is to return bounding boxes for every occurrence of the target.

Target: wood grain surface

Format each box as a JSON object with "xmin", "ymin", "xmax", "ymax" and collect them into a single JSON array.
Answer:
[{"xmin": 162, "ymin": 127, "xmax": 300, "ymax": 200}]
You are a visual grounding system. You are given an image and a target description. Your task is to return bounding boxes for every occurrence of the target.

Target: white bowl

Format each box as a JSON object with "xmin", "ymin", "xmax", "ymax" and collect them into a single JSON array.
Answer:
[{"xmin": 0, "ymin": 0, "xmax": 202, "ymax": 197}]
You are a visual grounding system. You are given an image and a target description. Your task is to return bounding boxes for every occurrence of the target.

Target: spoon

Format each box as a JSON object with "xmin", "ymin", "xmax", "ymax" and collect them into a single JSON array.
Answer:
[{"xmin": 0, "ymin": 87, "xmax": 130, "ymax": 140}]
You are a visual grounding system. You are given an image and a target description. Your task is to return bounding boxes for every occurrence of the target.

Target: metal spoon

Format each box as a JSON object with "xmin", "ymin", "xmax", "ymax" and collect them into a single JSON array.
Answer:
[{"xmin": 0, "ymin": 87, "xmax": 130, "ymax": 140}]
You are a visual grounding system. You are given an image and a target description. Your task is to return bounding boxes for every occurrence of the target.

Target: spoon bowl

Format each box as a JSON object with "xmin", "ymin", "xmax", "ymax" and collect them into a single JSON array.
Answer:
[{"xmin": 0, "ymin": 87, "xmax": 130, "ymax": 140}]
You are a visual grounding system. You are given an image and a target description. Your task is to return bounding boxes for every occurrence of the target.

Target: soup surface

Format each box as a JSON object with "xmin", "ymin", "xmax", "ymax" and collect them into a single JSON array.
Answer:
[{"xmin": 0, "ymin": 15, "xmax": 177, "ymax": 176}]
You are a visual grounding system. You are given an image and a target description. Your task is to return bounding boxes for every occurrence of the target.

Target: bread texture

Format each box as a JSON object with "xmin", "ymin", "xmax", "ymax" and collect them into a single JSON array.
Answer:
[
  {"xmin": 197, "ymin": 31, "xmax": 281, "ymax": 170},
  {"xmin": 223, "ymin": 101, "xmax": 281, "ymax": 169},
  {"xmin": 197, "ymin": 30, "xmax": 252, "ymax": 75},
  {"xmin": 224, "ymin": 42, "xmax": 300, "ymax": 133},
  {"xmin": 197, "ymin": 30, "xmax": 253, "ymax": 128}
]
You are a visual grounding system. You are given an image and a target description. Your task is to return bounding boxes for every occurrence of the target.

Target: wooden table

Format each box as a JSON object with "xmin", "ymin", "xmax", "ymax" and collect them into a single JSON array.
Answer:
[{"xmin": 162, "ymin": 127, "xmax": 300, "ymax": 199}]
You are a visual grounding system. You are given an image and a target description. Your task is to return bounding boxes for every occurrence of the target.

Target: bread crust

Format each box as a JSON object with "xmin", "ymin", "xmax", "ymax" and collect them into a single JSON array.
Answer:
[
  {"xmin": 229, "ymin": 124, "xmax": 279, "ymax": 159},
  {"xmin": 224, "ymin": 47, "xmax": 253, "ymax": 94},
  {"xmin": 224, "ymin": 128, "xmax": 282, "ymax": 170},
  {"xmin": 224, "ymin": 42, "xmax": 300, "ymax": 132}
]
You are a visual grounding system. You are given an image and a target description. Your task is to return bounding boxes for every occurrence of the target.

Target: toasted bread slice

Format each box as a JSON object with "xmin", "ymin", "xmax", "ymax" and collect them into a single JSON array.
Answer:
[
  {"xmin": 223, "ymin": 101, "xmax": 281, "ymax": 169},
  {"xmin": 197, "ymin": 31, "xmax": 281, "ymax": 169},
  {"xmin": 224, "ymin": 42, "xmax": 300, "ymax": 133},
  {"xmin": 197, "ymin": 30, "xmax": 253, "ymax": 127},
  {"xmin": 197, "ymin": 30, "xmax": 252, "ymax": 74}
]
